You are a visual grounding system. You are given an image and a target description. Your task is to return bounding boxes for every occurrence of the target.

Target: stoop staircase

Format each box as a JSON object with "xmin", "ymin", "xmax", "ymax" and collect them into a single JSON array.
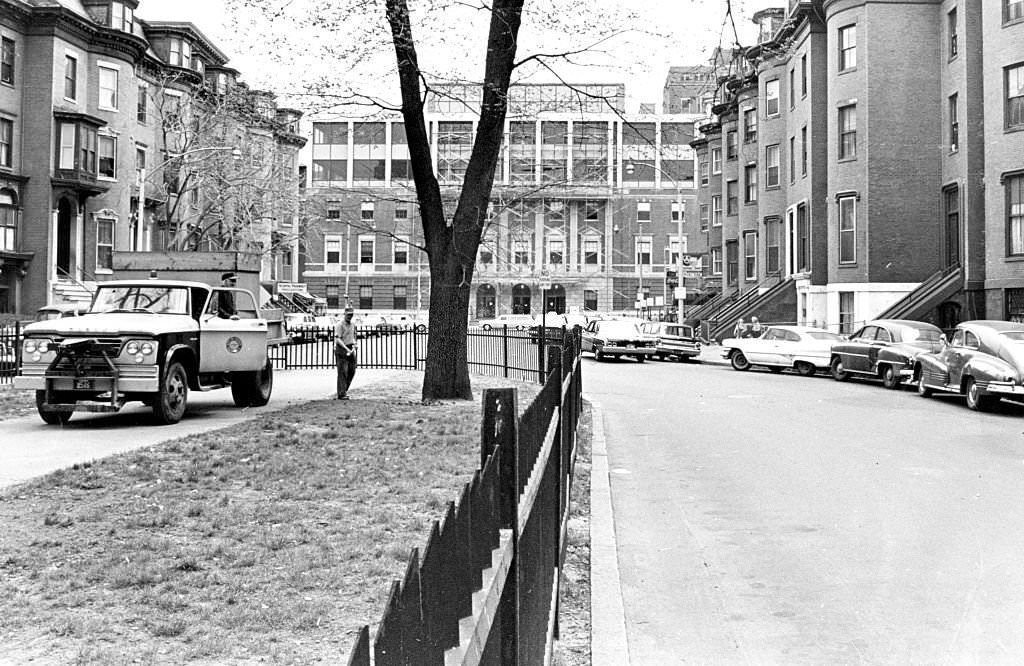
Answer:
[
  {"xmin": 699, "ymin": 276, "xmax": 798, "ymax": 342},
  {"xmin": 873, "ymin": 265, "xmax": 963, "ymax": 321}
]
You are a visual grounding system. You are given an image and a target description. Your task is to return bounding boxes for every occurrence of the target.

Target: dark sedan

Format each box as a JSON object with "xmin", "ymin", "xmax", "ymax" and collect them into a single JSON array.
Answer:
[
  {"xmin": 914, "ymin": 320, "xmax": 1024, "ymax": 411},
  {"xmin": 829, "ymin": 319, "xmax": 945, "ymax": 389}
]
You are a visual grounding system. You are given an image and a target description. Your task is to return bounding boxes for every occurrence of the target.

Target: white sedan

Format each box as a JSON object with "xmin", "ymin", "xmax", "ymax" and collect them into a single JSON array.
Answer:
[
  {"xmin": 473, "ymin": 314, "xmax": 537, "ymax": 331},
  {"xmin": 721, "ymin": 325, "xmax": 846, "ymax": 376}
]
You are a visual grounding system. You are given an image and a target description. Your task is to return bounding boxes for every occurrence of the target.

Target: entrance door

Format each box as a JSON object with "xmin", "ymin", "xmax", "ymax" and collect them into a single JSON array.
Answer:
[
  {"xmin": 943, "ymin": 186, "xmax": 960, "ymax": 268},
  {"xmin": 511, "ymin": 284, "xmax": 532, "ymax": 314},
  {"xmin": 476, "ymin": 284, "xmax": 496, "ymax": 319},
  {"xmin": 56, "ymin": 198, "xmax": 73, "ymax": 277},
  {"xmin": 544, "ymin": 285, "xmax": 566, "ymax": 314}
]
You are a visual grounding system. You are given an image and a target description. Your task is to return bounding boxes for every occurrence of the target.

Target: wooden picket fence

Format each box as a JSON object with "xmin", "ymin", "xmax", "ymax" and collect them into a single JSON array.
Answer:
[{"xmin": 346, "ymin": 329, "xmax": 584, "ymax": 665}]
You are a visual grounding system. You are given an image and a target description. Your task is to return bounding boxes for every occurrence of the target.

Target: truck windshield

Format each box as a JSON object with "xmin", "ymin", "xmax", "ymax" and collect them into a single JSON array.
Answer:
[{"xmin": 91, "ymin": 286, "xmax": 191, "ymax": 315}]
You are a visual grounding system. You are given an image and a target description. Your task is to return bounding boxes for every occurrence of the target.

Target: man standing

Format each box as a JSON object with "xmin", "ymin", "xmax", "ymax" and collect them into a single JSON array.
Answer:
[
  {"xmin": 217, "ymin": 272, "xmax": 237, "ymax": 318},
  {"xmin": 334, "ymin": 307, "xmax": 357, "ymax": 399}
]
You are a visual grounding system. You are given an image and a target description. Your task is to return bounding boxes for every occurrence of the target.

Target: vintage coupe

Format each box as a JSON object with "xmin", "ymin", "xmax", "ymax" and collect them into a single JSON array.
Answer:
[
  {"xmin": 829, "ymin": 319, "xmax": 946, "ymax": 389},
  {"xmin": 914, "ymin": 320, "xmax": 1024, "ymax": 411},
  {"xmin": 721, "ymin": 325, "xmax": 845, "ymax": 375},
  {"xmin": 581, "ymin": 319, "xmax": 657, "ymax": 362}
]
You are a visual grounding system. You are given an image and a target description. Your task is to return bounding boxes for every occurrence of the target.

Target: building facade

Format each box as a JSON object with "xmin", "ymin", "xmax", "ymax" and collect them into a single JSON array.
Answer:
[
  {"xmin": 684, "ymin": 0, "xmax": 1024, "ymax": 333},
  {"xmin": 0, "ymin": 0, "xmax": 304, "ymax": 317},
  {"xmin": 304, "ymin": 83, "xmax": 704, "ymax": 319}
]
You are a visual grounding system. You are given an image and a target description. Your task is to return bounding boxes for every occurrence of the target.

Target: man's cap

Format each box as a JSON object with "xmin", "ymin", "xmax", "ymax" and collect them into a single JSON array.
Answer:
[
  {"xmin": 221, "ymin": 272, "xmax": 237, "ymax": 281},
  {"xmin": 344, "ymin": 307, "xmax": 355, "ymax": 313}
]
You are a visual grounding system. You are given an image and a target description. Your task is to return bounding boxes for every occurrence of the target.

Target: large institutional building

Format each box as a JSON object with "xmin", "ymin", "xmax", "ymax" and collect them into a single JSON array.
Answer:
[
  {"xmin": 686, "ymin": 0, "xmax": 1024, "ymax": 339},
  {"xmin": 0, "ymin": 0, "xmax": 304, "ymax": 317},
  {"xmin": 304, "ymin": 84, "xmax": 704, "ymax": 319}
]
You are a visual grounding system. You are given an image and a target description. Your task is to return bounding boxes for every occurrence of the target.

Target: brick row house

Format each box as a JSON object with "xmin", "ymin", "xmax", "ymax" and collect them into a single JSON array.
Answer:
[
  {"xmin": 0, "ymin": 0, "xmax": 304, "ymax": 317},
  {"xmin": 303, "ymin": 83, "xmax": 704, "ymax": 319},
  {"xmin": 685, "ymin": 0, "xmax": 1024, "ymax": 339}
]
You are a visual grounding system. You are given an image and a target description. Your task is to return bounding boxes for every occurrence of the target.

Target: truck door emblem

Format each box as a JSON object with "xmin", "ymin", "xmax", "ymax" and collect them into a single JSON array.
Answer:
[{"xmin": 226, "ymin": 336, "xmax": 243, "ymax": 353}]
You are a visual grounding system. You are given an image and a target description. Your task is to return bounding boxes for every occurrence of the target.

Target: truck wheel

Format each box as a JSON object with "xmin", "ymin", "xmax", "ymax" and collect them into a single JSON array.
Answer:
[
  {"xmin": 153, "ymin": 361, "xmax": 188, "ymax": 425},
  {"xmin": 35, "ymin": 390, "xmax": 71, "ymax": 425},
  {"xmin": 231, "ymin": 359, "xmax": 274, "ymax": 407}
]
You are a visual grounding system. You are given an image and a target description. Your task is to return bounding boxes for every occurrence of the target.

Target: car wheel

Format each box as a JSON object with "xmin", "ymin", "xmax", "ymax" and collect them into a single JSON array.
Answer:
[
  {"xmin": 830, "ymin": 356, "xmax": 850, "ymax": 382},
  {"xmin": 35, "ymin": 390, "xmax": 72, "ymax": 425},
  {"xmin": 795, "ymin": 361, "xmax": 816, "ymax": 377},
  {"xmin": 153, "ymin": 360, "xmax": 188, "ymax": 425},
  {"xmin": 965, "ymin": 378, "xmax": 995, "ymax": 412},
  {"xmin": 881, "ymin": 365, "xmax": 902, "ymax": 390},
  {"xmin": 730, "ymin": 350, "xmax": 751, "ymax": 371},
  {"xmin": 636, "ymin": 355, "xmax": 646, "ymax": 363},
  {"xmin": 916, "ymin": 369, "xmax": 933, "ymax": 398}
]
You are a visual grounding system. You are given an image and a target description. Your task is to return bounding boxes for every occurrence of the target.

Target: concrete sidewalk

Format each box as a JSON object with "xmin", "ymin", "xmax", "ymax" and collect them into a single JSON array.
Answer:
[{"xmin": 0, "ymin": 368, "xmax": 408, "ymax": 489}]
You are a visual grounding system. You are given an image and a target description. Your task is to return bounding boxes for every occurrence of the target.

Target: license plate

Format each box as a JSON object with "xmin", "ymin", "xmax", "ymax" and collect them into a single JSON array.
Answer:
[{"xmin": 74, "ymin": 378, "xmax": 93, "ymax": 390}]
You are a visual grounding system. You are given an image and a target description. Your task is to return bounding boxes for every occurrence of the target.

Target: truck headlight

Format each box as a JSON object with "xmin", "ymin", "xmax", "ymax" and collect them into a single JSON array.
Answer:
[{"xmin": 122, "ymin": 339, "xmax": 157, "ymax": 364}]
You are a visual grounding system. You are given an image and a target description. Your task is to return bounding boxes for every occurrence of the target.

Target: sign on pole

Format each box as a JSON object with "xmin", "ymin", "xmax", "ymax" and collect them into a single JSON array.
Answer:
[
  {"xmin": 539, "ymin": 281, "xmax": 552, "ymax": 291},
  {"xmin": 674, "ymin": 286, "xmax": 687, "ymax": 300}
]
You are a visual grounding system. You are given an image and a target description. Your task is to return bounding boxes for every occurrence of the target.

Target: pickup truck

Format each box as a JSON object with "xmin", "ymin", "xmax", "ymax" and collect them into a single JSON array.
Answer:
[{"xmin": 14, "ymin": 279, "xmax": 285, "ymax": 425}]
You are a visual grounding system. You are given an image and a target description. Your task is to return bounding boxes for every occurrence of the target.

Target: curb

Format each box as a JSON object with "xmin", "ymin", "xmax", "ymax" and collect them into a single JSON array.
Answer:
[{"xmin": 588, "ymin": 400, "xmax": 630, "ymax": 665}]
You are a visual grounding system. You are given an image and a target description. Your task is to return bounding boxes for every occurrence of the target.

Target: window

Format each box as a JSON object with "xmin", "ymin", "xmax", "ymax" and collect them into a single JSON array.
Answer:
[
  {"xmin": 726, "ymin": 131, "xmax": 737, "ymax": 160},
  {"xmin": 949, "ymin": 93, "xmax": 959, "ymax": 151},
  {"xmin": 839, "ymin": 25, "xmax": 856, "ymax": 71},
  {"xmin": 672, "ymin": 201, "xmax": 683, "ymax": 222},
  {"xmin": 838, "ymin": 292, "xmax": 854, "ymax": 334},
  {"xmin": 726, "ymin": 240, "xmax": 738, "ymax": 286},
  {"xmin": 765, "ymin": 144, "xmax": 779, "ymax": 187},
  {"xmin": 64, "ymin": 55, "xmax": 77, "ymax": 100},
  {"xmin": 726, "ymin": 180, "xmax": 738, "ymax": 215},
  {"xmin": 98, "ymin": 65, "xmax": 118, "ymax": 110},
  {"xmin": 743, "ymin": 231, "xmax": 757, "ymax": 280},
  {"xmin": 98, "ymin": 135, "xmax": 116, "ymax": 178},
  {"xmin": 744, "ymin": 165, "xmax": 757, "ymax": 203},
  {"xmin": 789, "ymin": 137, "xmax": 796, "ymax": 183},
  {"xmin": 1, "ymin": 37, "xmax": 13, "ymax": 86},
  {"xmin": 135, "ymin": 145, "xmax": 146, "ymax": 184},
  {"xmin": 711, "ymin": 148, "xmax": 722, "ymax": 174},
  {"xmin": 801, "ymin": 126, "xmax": 808, "ymax": 175},
  {"xmin": 96, "ymin": 217, "xmax": 114, "ymax": 271},
  {"xmin": 789, "ymin": 69, "xmax": 795, "ymax": 109},
  {"xmin": 584, "ymin": 200, "xmax": 603, "ymax": 223},
  {"xmin": 584, "ymin": 290, "xmax": 598, "ymax": 311},
  {"xmin": 839, "ymin": 105, "xmax": 857, "ymax": 159},
  {"xmin": 743, "ymin": 108, "xmax": 757, "ymax": 143},
  {"xmin": 1008, "ymin": 173, "xmax": 1024, "ymax": 256},
  {"xmin": 0, "ymin": 191, "xmax": 15, "ymax": 251},
  {"xmin": 314, "ymin": 122, "xmax": 348, "ymax": 145},
  {"xmin": 0, "ymin": 118, "xmax": 11, "ymax": 167},
  {"xmin": 711, "ymin": 247, "xmax": 722, "ymax": 275},
  {"xmin": 583, "ymin": 237, "xmax": 600, "ymax": 266},
  {"xmin": 514, "ymin": 239, "xmax": 530, "ymax": 265},
  {"xmin": 765, "ymin": 79, "xmax": 779, "ymax": 116},
  {"xmin": 712, "ymin": 196, "xmax": 722, "ymax": 226},
  {"xmin": 699, "ymin": 161, "xmax": 709, "ymax": 185},
  {"xmin": 325, "ymin": 237, "xmax": 341, "ymax": 267},
  {"xmin": 393, "ymin": 237, "xmax": 408, "ymax": 265},
  {"xmin": 548, "ymin": 237, "xmax": 564, "ymax": 265},
  {"xmin": 765, "ymin": 217, "xmax": 780, "ymax": 273},
  {"xmin": 111, "ymin": 2, "xmax": 134, "ymax": 32},
  {"xmin": 394, "ymin": 205, "xmax": 409, "ymax": 220},
  {"xmin": 948, "ymin": 8, "xmax": 958, "ymax": 58},
  {"xmin": 56, "ymin": 121, "xmax": 97, "ymax": 174},
  {"xmin": 137, "ymin": 84, "xmax": 147, "ymax": 123},
  {"xmin": 637, "ymin": 201, "xmax": 651, "ymax": 222},
  {"xmin": 1006, "ymin": 63, "xmax": 1024, "ymax": 129},
  {"xmin": 326, "ymin": 209, "xmax": 341, "ymax": 220},
  {"xmin": 699, "ymin": 204, "xmax": 709, "ymax": 231},
  {"xmin": 635, "ymin": 236, "xmax": 651, "ymax": 266},
  {"xmin": 393, "ymin": 285, "xmax": 407, "ymax": 310},
  {"xmin": 838, "ymin": 196, "xmax": 856, "ymax": 264},
  {"xmin": 1006, "ymin": 0, "xmax": 1023, "ymax": 23},
  {"xmin": 801, "ymin": 54, "xmax": 807, "ymax": 96},
  {"xmin": 359, "ymin": 285, "xmax": 373, "ymax": 310},
  {"xmin": 361, "ymin": 202, "xmax": 374, "ymax": 221},
  {"xmin": 359, "ymin": 239, "xmax": 374, "ymax": 263},
  {"xmin": 168, "ymin": 38, "xmax": 192, "ymax": 68},
  {"xmin": 796, "ymin": 203, "xmax": 810, "ymax": 272}
]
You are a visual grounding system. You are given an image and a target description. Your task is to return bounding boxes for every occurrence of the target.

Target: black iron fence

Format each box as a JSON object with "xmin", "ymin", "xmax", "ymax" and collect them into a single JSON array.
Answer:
[
  {"xmin": 347, "ymin": 328, "xmax": 584, "ymax": 665},
  {"xmin": 0, "ymin": 321, "xmax": 20, "ymax": 385}
]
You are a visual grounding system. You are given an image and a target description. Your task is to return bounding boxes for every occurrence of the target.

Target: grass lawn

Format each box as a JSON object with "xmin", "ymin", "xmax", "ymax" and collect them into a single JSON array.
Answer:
[{"xmin": 0, "ymin": 372, "xmax": 590, "ymax": 664}]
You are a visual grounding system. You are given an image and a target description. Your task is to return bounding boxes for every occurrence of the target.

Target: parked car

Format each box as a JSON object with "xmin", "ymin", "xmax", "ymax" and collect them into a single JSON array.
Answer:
[
  {"xmin": 581, "ymin": 319, "xmax": 657, "ymax": 362},
  {"xmin": 914, "ymin": 320, "xmax": 1024, "ymax": 411},
  {"xmin": 640, "ymin": 321, "xmax": 702, "ymax": 362},
  {"xmin": 474, "ymin": 314, "xmax": 536, "ymax": 331},
  {"xmin": 829, "ymin": 319, "xmax": 946, "ymax": 389},
  {"xmin": 528, "ymin": 313, "xmax": 585, "ymax": 344},
  {"xmin": 283, "ymin": 313, "xmax": 318, "ymax": 343},
  {"xmin": 35, "ymin": 302, "xmax": 88, "ymax": 321},
  {"xmin": 721, "ymin": 325, "xmax": 846, "ymax": 375},
  {"xmin": 313, "ymin": 315, "xmax": 336, "ymax": 340}
]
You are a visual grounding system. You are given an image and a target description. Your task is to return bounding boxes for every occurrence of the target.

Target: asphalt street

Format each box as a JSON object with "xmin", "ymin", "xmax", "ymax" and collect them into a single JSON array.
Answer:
[
  {"xmin": 586, "ymin": 350, "xmax": 1024, "ymax": 665},
  {"xmin": 0, "ymin": 368, "xmax": 404, "ymax": 489}
]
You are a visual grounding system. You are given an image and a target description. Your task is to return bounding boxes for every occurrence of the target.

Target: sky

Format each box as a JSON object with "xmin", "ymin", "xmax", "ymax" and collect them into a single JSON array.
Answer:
[{"xmin": 138, "ymin": 0, "xmax": 781, "ymax": 111}]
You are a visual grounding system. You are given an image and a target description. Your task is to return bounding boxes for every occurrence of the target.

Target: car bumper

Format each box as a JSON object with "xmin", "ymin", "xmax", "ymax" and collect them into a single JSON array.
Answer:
[
  {"xmin": 15, "ymin": 367, "xmax": 160, "ymax": 393},
  {"xmin": 984, "ymin": 381, "xmax": 1024, "ymax": 396},
  {"xmin": 600, "ymin": 345, "xmax": 657, "ymax": 356},
  {"xmin": 658, "ymin": 343, "xmax": 701, "ymax": 357}
]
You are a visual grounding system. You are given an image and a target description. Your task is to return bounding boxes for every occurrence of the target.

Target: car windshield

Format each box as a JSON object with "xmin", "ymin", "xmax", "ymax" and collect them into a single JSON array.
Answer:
[
  {"xmin": 804, "ymin": 331, "xmax": 846, "ymax": 341},
  {"xmin": 91, "ymin": 286, "xmax": 190, "ymax": 315},
  {"xmin": 901, "ymin": 327, "xmax": 943, "ymax": 343},
  {"xmin": 598, "ymin": 322, "xmax": 642, "ymax": 337},
  {"xmin": 1002, "ymin": 331, "xmax": 1024, "ymax": 342}
]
